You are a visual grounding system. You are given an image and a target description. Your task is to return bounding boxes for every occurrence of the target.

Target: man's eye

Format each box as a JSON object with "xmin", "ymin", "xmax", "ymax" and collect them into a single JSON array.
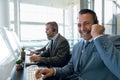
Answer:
[
  {"xmin": 78, "ymin": 24, "xmax": 81, "ymax": 27},
  {"xmin": 84, "ymin": 22, "xmax": 90, "ymax": 26},
  {"xmin": 85, "ymin": 22, "xmax": 89, "ymax": 25}
]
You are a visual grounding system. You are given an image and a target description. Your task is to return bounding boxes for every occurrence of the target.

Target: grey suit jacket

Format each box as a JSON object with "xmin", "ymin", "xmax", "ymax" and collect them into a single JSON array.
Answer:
[
  {"xmin": 55, "ymin": 35, "xmax": 120, "ymax": 80},
  {"xmin": 39, "ymin": 34, "xmax": 71, "ymax": 67}
]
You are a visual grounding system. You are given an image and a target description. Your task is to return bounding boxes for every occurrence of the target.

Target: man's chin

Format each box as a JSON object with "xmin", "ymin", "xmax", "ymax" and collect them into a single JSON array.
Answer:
[
  {"xmin": 47, "ymin": 37, "xmax": 52, "ymax": 40},
  {"xmin": 47, "ymin": 37, "xmax": 50, "ymax": 40},
  {"xmin": 82, "ymin": 35, "xmax": 92, "ymax": 40}
]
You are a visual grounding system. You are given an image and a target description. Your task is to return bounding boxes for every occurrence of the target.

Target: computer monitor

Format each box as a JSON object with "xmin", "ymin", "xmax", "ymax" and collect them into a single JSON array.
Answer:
[
  {"xmin": 1, "ymin": 28, "xmax": 21, "ymax": 58},
  {"xmin": 0, "ymin": 28, "xmax": 16, "ymax": 80}
]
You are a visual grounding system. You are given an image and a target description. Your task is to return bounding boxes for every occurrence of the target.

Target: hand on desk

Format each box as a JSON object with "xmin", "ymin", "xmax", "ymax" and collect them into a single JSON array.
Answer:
[
  {"xmin": 30, "ymin": 56, "xmax": 41, "ymax": 62},
  {"xmin": 35, "ymin": 68, "xmax": 55, "ymax": 79}
]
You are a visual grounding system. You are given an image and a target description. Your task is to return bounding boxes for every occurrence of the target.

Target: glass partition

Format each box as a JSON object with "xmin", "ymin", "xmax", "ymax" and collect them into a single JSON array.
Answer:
[
  {"xmin": 0, "ymin": 28, "xmax": 16, "ymax": 80},
  {"xmin": 1, "ymin": 28, "xmax": 21, "ymax": 58}
]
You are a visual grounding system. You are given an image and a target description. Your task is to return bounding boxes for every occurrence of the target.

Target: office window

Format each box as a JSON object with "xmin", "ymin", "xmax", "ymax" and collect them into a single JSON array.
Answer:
[
  {"xmin": 116, "ymin": 0, "xmax": 120, "ymax": 14},
  {"xmin": 104, "ymin": 0, "xmax": 113, "ymax": 24},
  {"xmin": 0, "ymin": 34, "xmax": 11, "ymax": 63},
  {"xmin": 73, "ymin": 4, "xmax": 80, "ymax": 40},
  {"xmin": 94, "ymin": 0, "xmax": 102, "ymax": 25},
  {"xmin": 20, "ymin": 3, "xmax": 64, "ymax": 48},
  {"xmin": 94, "ymin": 0, "xmax": 120, "ymax": 35},
  {"xmin": 20, "ymin": 3, "xmax": 80, "ymax": 48},
  {"xmin": 9, "ymin": 2, "xmax": 14, "ymax": 30},
  {"xmin": 104, "ymin": 0, "xmax": 113, "ymax": 34},
  {"xmin": 94, "ymin": 0, "xmax": 113, "ymax": 34},
  {"xmin": 9, "ymin": 2, "xmax": 14, "ymax": 21},
  {"xmin": 20, "ymin": 3, "xmax": 63, "ymax": 23},
  {"xmin": 21, "ymin": 24, "xmax": 46, "ymax": 40},
  {"xmin": 0, "ymin": 30, "xmax": 16, "ymax": 80},
  {"xmin": 64, "ymin": 4, "xmax": 80, "ymax": 49},
  {"xmin": 20, "ymin": 24, "xmax": 48, "ymax": 48},
  {"xmin": 10, "ymin": 2, "xmax": 80, "ymax": 49},
  {"xmin": 64, "ymin": 7, "xmax": 72, "ymax": 39}
]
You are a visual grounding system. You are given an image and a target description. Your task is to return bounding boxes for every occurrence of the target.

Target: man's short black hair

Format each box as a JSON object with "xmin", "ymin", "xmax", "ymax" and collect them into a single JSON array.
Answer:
[{"xmin": 79, "ymin": 9, "xmax": 98, "ymax": 24}]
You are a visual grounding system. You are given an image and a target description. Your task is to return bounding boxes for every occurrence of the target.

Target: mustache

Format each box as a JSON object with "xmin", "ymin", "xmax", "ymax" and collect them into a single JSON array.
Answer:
[{"xmin": 86, "ymin": 29, "xmax": 91, "ymax": 34}]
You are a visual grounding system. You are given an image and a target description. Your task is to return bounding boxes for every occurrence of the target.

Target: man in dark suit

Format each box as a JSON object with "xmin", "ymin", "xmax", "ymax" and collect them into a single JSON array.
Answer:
[
  {"xmin": 30, "ymin": 21, "xmax": 71, "ymax": 67},
  {"xmin": 35, "ymin": 9, "xmax": 120, "ymax": 80}
]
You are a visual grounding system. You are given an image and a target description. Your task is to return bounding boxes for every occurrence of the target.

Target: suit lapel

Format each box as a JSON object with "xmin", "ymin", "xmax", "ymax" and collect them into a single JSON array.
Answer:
[
  {"xmin": 75, "ymin": 40, "xmax": 84, "ymax": 71},
  {"xmin": 50, "ymin": 34, "xmax": 60, "ymax": 56}
]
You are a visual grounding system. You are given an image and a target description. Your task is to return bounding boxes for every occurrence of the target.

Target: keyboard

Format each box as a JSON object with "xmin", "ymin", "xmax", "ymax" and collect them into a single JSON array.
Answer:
[{"xmin": 26, "ymin": 65, "xmax": 43, "ymax": 80}]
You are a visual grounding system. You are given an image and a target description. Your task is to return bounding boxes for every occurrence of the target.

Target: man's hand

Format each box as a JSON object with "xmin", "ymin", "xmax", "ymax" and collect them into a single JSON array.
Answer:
[
  {"xmin": 30, "ymin": 50, "xmax": 39, "ymax": 55},
  {"xmin": 35, "ymin": 68, "xmax": 55, "ymax": 79},
  {"xmin": 91, "ymin": 24, "xmax": 105, "ymax": 38},
  {"xmin": 30, "ymin": 56, "xmax": 41, "ymax": 62}
]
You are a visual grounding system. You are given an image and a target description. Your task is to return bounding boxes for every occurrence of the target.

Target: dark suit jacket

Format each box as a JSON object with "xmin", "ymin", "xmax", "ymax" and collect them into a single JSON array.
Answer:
[
  {"xmin": 55, "ymin": 35, "xmax": 120, "ymax": 80},
  {"xmin": 38, "ymin": 34, "xmax": 71, "ymax": 67}
]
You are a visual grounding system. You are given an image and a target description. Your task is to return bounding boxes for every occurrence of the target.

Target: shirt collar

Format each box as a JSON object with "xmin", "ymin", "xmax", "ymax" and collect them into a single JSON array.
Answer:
[
  {"xmin": 51, "ymin": 33, "xmax": 59, "ymax": 44},
  {"xmin": 84, "ymin": 38, "xmax": 93, "ymax": 43}
]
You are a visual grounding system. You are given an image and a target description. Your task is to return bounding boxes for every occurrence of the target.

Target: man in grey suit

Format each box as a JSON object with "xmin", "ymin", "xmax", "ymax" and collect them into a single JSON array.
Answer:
[
  {"xmin": 35, "ymin": 9, "xmax": 120, "ymax": 80},
  {"xmin": 30, "ymin": 21, "xmax": 71, "ymax": 67}
]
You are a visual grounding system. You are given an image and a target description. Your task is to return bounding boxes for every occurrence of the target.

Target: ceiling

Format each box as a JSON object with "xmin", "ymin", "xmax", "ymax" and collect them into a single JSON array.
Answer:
[
  {"xmin": 15, "ymin": 0, "xmax": 79, "ymax": 8},
  {"xmin": 10, "ymin": 0, "xmax": 120, "ymax": 9}
]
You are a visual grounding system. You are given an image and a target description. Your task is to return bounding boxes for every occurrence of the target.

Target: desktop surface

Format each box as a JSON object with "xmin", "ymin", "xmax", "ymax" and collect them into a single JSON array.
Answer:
[
  {"xmin": 10, "ymin": 52, "xmax": 45, "ymax": 80},
  {"xmin": 10, "ymin": 65, "xmax": 25, "ymax": 80}
]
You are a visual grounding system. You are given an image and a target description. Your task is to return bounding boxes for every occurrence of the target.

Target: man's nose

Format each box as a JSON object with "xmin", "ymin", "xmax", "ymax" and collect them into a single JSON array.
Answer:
[{"xmin": 80, "ymin": 25, "xmax": 86, "ymax": 31}]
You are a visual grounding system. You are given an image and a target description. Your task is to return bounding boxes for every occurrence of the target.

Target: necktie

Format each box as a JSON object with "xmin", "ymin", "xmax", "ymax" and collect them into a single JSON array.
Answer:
[
  {"xmin": 84, "ymin": 41, "xmax": 90, "ymax": 48},
  {"xmin": 78, "ymin": 41, "xmax": 90, "ymax": 72},
  {"xmin": 50, "ymin": 40, "xmax": 53, "ymax": 50},
  {"xmin": 81, "ymin": 41, "xmax": 90, "ymax": 65}
]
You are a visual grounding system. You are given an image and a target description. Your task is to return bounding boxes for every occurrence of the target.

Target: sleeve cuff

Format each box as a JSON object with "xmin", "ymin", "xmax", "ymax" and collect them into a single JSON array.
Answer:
[
  {"xmin": 93, "ymin": 35, "xmax": 103, "ymax": 40},
  {"xmin": 52, "ymin": 68, "xmax": 56, "ymax": 76}
]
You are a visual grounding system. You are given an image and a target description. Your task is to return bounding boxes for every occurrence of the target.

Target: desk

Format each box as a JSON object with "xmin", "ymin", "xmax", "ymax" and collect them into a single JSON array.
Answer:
[
  {"xmin": 10, "ymin": 65, "xmax": 25, "ymax": 80},
  {"xmin": 10, "ymin": 65, "xmax": 62, "ymax": 80},
  {"xmin": 10, "ymin": 63, "xmax": 46, "ymax": 80}
]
